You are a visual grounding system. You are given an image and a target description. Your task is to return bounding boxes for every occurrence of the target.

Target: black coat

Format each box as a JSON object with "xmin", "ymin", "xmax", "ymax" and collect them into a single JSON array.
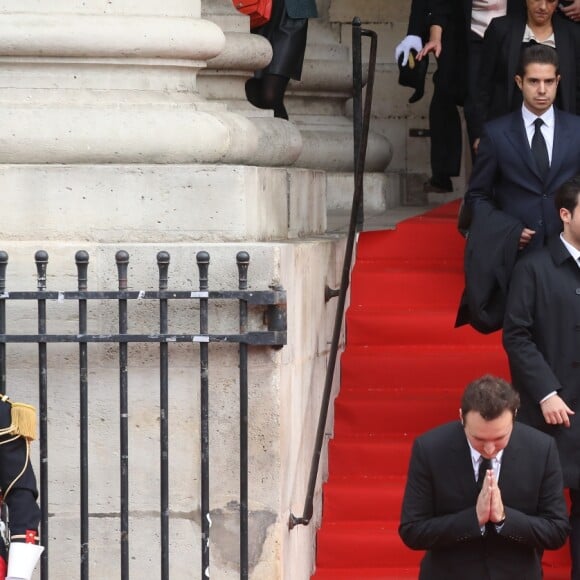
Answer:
[
  {"xmin": 400, "ymin": 420, "xmax": 569, "ymax": 579},
  {"xmin": 473, "ymin": 12, "xmax": 580, "ymax": 140},
  {"xmin": 504, "ymin": 235, "xmax": 580, "ymax": 489},
  {"xmin": 455, "ymin": 203, "xmax": 521, "ymax": 333},
  {"xmin": 406, "ymin": 0, "xmax": 430, "ymax": 38}
]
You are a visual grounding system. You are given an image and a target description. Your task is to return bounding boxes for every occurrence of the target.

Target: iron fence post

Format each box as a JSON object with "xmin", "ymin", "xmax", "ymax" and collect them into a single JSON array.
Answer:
[
  {"xmin": 35, "ymin": 250, "xmax": 49, "ymax": 580},
  {"xmin": 157, "ymin": 251, "xmax": 170, "ymax": 580},
  {"xmin": 236, "ymin": 251, "xmax": 250, "ymax": 580},
  {"xmin": 115, "ymin": 250, "xmax": 130, "ymax": 580},
  {"xmin": 196, "ymin": 251, "xmax": 211, "ymax": 580},
  {"xmin": 75, "ymin": 250, "xmax": 90, "ymax": 580}
]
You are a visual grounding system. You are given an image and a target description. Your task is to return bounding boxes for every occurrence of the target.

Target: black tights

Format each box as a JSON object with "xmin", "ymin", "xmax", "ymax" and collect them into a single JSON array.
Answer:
[{"xmin": 245, "ymin": 73, "xmax": 290, "ymax": 120}]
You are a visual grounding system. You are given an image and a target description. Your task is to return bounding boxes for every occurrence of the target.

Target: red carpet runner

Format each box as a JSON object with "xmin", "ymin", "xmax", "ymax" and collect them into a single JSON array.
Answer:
[{"xmin": 311, "ymin": 201, "xmax": 570, "ymax": 579}]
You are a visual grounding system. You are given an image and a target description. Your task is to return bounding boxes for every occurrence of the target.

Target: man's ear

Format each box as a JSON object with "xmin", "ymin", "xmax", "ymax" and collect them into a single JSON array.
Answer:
[
  {"xmin": 459, "ymin": 409, "xmax": 464, "ymax": 425},
  {"xmin": 515, "ymin": 74, "xmax": 523, "ymax": 91},
  {"xmin": 560, "ymin": 207, "xmax": 571, "ymax": 224}
]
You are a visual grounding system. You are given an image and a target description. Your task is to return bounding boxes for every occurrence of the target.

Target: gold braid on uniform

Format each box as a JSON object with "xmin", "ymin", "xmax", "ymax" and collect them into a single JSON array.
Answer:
[
  {"xmin": 0, "ymin": 395, "xmax": 37, "ymax": 441},
  {"xmin": 0, "ymin": 395, "xmax": 37, "ymax": 502}
]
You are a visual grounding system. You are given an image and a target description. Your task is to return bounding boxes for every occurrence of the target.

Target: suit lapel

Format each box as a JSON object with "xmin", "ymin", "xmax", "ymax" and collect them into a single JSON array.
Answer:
[
  {"xmin": 546, "ymin": 110, "xmax": 569, "ymax": 189},
  {"xmin": 504, "ymin": 112, "xmax": 542, "ymax": 181},
  {"xmin": 497, "ymin": 426, "xmax": 522, "ymax": 492},
  {"xmin": 450, "ymin": 424, "xmax": 481, "ymax": 498}
]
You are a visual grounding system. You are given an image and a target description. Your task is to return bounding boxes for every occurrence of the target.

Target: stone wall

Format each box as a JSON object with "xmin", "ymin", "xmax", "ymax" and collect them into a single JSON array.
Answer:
[
  {"xmin": 0, "ymin": 2, "xmax": 344, "ymax": 578},
  {"xmin": 0, "ymin": 1, "xmax": 457, "ymax": 578}
]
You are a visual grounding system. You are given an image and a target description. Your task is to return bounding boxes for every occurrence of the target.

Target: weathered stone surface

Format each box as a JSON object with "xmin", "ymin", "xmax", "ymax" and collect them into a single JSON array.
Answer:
[{"xmin": 329, "ymin": 0, "xmax": 411, "ymax": 23}]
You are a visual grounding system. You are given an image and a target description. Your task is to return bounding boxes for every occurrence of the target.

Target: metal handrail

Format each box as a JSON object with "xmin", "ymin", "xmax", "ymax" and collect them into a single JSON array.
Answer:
[{"xmin": 289, "ymin": 17, "xmax": 378, "ymax": 529}]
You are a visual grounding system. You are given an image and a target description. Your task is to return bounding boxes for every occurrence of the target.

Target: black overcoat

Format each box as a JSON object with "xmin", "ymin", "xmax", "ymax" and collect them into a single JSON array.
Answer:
[{"xmin": 503, "ymin": 235, "xmax": 580, "ymax": 488}]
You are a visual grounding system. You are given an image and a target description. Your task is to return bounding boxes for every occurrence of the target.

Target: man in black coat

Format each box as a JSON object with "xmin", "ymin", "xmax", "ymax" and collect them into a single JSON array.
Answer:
[
  {"xmin": 396, "ymin": 0, "xmax": 462, "ymax": 193},
  {"xmin": 399, "ymin": 375, "xmax": 569, "ymax": 579},
  {"xmin": 504, "ymin": 176, "xmax": 580, "ymax": 577}
]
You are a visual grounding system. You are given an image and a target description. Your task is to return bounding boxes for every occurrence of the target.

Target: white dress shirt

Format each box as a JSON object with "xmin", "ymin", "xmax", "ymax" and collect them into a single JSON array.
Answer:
[
  {"xmin": 468, "ymin": 444, "xmax": 503, "ymax": 483},
  {"xmin": 561, "ymin": 233, "xmax": 580, "ymax": 267},
  {"xmin": 522, "ymin": 104, "xmax": 555, "ymax": 164}
]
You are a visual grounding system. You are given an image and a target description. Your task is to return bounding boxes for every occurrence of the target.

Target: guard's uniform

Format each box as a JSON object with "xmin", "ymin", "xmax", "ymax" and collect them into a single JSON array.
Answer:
[{"xmin": 0, "ymin": 396, "xmax": 42, "ymax": 580}]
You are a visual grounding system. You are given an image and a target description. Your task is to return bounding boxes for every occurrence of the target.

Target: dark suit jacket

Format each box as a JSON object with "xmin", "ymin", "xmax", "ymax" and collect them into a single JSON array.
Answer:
[
  {"xmin": 406, "ymin": 0, "xmax": 430, "ymax": 38},
  {"xmin": 425, "ymin": 0, "xmax": 526, "ymax": 103},
  {"xmin": 504, "ymin": 235, "xmax": 580, "ymax": 489},
  {"xmin": 466, "ymin": 107, "xmax": 580, "ymax": 251},
  {"xmin": 473, "ymin": 13, "xmax": 580, "ymax": 140},
  {"xmin": 399, "ymin": 421, "xmax": 569, "ymax": 580}
]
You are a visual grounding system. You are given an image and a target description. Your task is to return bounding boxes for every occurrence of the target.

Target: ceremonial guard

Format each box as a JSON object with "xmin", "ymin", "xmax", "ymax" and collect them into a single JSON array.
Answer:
[{"xmin": 0, "ymin": 395, "xmax": 42, "ymax": 580}]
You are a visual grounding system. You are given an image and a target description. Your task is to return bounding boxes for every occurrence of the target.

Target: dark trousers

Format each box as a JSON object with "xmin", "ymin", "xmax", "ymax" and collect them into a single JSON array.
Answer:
[
  {"xmin": 428, "ymin": 18, "xmax": 466, "ymax": 180},
  {"xmin": 570, "ymin": 488, "xmax": 580, "ymax": 579},
  {"xmin": 463, "ymin": 32, "xmax": 484, "ymax": 159},
  {"xmin": 429, "ymin": 71, "xmax": 462, "ymax": 179}
]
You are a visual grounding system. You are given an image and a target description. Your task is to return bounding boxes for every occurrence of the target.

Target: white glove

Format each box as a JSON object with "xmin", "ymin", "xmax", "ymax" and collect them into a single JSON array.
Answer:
[
  {"xmin": 6, "ymin": 543, "xmax": 44, "ymax": 580},
  {"xmin": 395, "ymin": 35, "xmax": 423, "ymax": 66}
]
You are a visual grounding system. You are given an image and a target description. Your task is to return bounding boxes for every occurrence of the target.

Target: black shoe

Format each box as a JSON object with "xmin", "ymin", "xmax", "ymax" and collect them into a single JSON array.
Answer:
[{"xmin": 424, "ymin": 176, "xmax": 453, "ymax": 193}]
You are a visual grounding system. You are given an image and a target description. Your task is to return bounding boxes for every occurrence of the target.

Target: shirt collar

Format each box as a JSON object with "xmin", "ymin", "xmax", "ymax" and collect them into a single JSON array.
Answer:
[
  {"xmin": 522, "ymin": 103, "xmax": 554, "ymax": 129},
  {"xmin": 522, "ymin": 25, "xmax": 556, "ymax": 48},
  {"xmin": 467, "ymin": 438, "xmax": 504, "ymax": 467},
  {"xmin": 560, "ymin": 233, "xmax": 580, "ymax": 263}
]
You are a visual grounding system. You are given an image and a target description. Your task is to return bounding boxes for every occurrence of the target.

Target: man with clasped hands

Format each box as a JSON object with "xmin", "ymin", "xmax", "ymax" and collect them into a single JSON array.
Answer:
[{"xmin": 399, "ymin": 375, "xmax": 569, "ymax": 579}]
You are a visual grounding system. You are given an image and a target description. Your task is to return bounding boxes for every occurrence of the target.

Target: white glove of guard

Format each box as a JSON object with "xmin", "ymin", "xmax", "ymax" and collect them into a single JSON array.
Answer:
[
  {"xmin": 394, "ymin": 35, "xmax": 423, "ymax": 66},
  {"xmin": 6, "ymin": 542, "xmax": 44, "ymax": 580}
]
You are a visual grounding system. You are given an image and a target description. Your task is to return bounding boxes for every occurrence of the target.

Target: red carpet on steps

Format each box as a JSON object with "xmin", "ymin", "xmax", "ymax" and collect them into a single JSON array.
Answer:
[{"xmin": 311, "ymin": 201, "xmax": 571, "ymax": 579}]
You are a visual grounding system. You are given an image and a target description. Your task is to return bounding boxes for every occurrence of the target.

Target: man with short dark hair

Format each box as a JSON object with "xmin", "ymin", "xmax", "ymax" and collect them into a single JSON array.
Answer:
[
  {"xmin": 399, "ymin": 375, "xmax": 569, "ymax": 579},
  {"xmin": 504, "ymin": 175, "xmax": 580, "ymax": 577},
  {"xmin": 456, "ymin": 43, "xmax": 580, "ymax": 333},
  {"xmin": 466, "ymin": 43, "xmax": 580, "ymax": 252}
]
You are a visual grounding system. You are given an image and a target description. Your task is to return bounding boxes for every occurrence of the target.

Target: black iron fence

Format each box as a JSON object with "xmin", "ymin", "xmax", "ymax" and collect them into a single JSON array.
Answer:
[{"xmin": 0, "ymin": 249, "xmax": 287, "ymax": 580}]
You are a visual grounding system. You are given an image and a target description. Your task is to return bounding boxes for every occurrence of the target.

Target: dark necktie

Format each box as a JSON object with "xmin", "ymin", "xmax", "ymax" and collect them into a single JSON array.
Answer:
[
  {"xmin": 477, "ymin": 457, "xmax": 492, "ymax": 491},
  {"xmin": 531, "ymin": 117, "xmax": 550, "ymax": 180}
]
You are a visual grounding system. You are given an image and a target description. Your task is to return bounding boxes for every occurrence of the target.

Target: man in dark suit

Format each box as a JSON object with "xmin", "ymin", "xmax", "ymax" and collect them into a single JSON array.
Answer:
[
  {"xmin": 399, "ymin": 375, "xmax": 569, "ymax": 579},
  {"xmin": 504, "ymin": 177, "xmax": 580, "ymax": 578},
  {"xmin": 456, "ymin": 43, "xmax": 580, "ymax": 333},
  {"xmin": 466, "ymin": 43, "xmax": 580, "ymax": 252},
  {"xmin": 474, "ymin": 6, "xmax": 580, "ymax": 145}
]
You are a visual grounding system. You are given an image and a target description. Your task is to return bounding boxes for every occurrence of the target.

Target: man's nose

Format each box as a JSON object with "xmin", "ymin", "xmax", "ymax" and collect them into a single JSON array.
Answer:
[{"xmin": 483, "ymin": 442, "xmax": 495, "ymax": 455}]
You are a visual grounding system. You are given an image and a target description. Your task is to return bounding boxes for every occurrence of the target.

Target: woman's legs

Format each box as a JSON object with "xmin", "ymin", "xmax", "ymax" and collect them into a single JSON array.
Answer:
[{"xmin": 245, "ymin": 73, "xmax": 290, "ymax": 120}]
